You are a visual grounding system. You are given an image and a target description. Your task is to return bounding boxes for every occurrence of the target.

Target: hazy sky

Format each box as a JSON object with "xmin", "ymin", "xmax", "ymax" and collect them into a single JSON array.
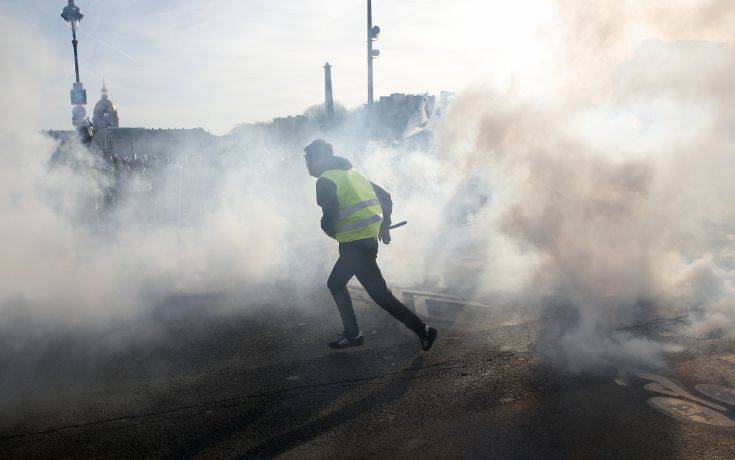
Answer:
[{"xmin": 5, "ymin": 0, "xmax": 555, "ymax": 134}]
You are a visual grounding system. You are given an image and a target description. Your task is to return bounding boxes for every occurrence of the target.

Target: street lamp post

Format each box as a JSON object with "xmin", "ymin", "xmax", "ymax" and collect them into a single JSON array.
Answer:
[
  {"xmin": 61, "ymin": 0, "xmax": 89, "ymax": 128},
  {"xmin": 367, "ymin": 0, "xmax": 380, "ymax": 106}
]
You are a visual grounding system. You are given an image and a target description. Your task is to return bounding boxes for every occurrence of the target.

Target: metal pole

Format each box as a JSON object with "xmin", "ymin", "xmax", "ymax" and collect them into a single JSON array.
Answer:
[
  {"xmin": 62, "ymin": 1, "xmax": 87, "ymax": 127},
  {"xmin": 367, "ymin": 0, "xmax": 373, "ymax": 106},
  {"xmin": 72, "ymin": 25, "xmax": 80, "ymax": 83}
]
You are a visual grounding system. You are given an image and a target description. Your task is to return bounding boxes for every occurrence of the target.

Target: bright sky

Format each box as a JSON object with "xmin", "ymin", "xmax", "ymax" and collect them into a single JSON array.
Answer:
[{"xmin": 7, "ymin": 0, "xmax": 556, "ymax": 134}]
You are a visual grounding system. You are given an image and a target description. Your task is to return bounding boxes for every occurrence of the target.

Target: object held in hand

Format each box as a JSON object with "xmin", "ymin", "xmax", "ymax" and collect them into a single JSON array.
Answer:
[{"xmin": 388, "ymin": 220, "xmax": 407, "ymax": 230}]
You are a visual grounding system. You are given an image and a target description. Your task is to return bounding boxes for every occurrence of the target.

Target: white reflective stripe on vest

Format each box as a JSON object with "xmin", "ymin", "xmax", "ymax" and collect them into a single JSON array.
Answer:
[
  {"xmin": 336, "ymin": 214, "xmax": 383, "ymax": 233},
  {"xmin": 338, "ymin": 198, "xmax": 380, "ymax": 221}
]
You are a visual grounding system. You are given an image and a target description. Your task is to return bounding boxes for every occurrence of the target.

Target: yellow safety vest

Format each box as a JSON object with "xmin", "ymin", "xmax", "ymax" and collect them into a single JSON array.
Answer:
[{"xmin": 320, "ymin": 169, "xmax": 383, "ymax": 243}]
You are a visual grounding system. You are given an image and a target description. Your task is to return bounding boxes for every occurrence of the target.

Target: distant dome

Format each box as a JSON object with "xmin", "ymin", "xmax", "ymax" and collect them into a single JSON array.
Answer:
[{"xmin": 93, "ymin": 80, "xmax": 119, "ymax": 129}]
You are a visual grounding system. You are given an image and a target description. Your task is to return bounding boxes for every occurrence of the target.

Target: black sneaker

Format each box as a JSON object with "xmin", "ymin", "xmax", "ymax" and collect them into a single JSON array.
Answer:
[
  {"xmin": 329, "ymin": 333, "xmax": 364, "ymax": 350},
  {"xmin": 420, "ymin": 326, "xmax": 438, "ymax": 351}
]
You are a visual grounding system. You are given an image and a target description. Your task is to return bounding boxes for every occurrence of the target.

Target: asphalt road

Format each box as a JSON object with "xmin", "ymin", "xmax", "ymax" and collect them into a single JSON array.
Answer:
[{"xmin": 1, "ymin": 286, "xmax": 734, "ymax": 458}]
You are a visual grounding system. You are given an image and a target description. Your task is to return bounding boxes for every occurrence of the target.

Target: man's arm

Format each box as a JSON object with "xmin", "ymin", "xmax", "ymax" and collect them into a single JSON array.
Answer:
[
  {"xmin": 371, "ymin": 182, "xmax": 393, "ymax": 244},
  {"xmin": 316, "ymin": 177, "xmax": 339, "ymax": 238},
  {"xmin": 371, "ymin": 182, "xmax": 392, "ymax": 228}
]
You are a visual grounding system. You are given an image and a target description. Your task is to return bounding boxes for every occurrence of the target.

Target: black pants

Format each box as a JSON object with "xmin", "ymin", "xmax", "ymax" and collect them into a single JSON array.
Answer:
[{"xmin": 327, "ymin": 237, "xmax": 426, "ymax": 338}]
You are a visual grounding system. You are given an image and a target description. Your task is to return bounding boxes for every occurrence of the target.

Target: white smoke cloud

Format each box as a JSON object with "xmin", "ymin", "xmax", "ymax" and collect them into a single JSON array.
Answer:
[
  {"xmin": 350, "ymin": 4, "xmax": 735, "ymax": 369},
  {"xmin": 1, "ymin": 0, "xmax": 734, "ymax": 382}
]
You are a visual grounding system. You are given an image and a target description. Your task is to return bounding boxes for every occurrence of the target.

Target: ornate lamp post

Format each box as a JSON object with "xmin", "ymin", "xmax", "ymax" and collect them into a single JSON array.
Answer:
[
  {"xmin": 367, "ymin": 0, "xmax": 381, "ymax": 106},
  {"xmin": 61, "ymin": 0, "xmax": 89, "ymax": 127}
]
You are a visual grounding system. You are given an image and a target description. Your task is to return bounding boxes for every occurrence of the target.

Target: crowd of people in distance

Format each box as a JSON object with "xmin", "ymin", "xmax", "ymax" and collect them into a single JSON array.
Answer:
[{"xmin": 49, "ymin": 125, "xmax": 193, "ymax": 222}]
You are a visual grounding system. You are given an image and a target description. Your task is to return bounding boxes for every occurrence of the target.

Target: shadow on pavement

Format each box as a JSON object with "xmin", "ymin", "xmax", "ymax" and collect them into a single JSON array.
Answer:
[{"xmin": 240, "ymin": 355, "xmax": 425, "ymax": 458}]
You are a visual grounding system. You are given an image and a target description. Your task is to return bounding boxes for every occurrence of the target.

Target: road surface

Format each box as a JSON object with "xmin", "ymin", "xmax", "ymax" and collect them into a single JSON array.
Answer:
[{"xmin": 1, "ymin": 286, "xmax": 734, "ymax": 458}]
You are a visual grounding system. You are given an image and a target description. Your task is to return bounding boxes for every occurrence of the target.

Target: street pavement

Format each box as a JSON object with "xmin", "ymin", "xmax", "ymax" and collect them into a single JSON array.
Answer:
[{"xmin": 1, "ymin": 286, "xmax": 734, "ymax": 458}]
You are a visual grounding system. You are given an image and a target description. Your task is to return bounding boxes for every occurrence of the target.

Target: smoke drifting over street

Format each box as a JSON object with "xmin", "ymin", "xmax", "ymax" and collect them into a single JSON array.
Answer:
[{"xmin": 1, "ymin": 0, "xmax": 734, "ymax": 391}]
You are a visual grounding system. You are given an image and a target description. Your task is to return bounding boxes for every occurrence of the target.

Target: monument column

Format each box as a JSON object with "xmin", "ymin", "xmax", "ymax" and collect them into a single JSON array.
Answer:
[{"xmin": 324, "ymin": 63, "xmax": 335, "ymax": 122}]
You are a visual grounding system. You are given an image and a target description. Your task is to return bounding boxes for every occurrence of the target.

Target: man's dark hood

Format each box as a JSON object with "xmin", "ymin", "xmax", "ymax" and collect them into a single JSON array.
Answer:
[{"xmin": 321, "ymin": 155, "xmax": 352, "ymax": 172}]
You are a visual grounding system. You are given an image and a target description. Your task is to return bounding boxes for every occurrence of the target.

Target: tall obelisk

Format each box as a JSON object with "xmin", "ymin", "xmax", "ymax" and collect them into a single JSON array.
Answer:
[{"xmin": 324, "ymin": 63, "xmax": 335, "ymax": 122}]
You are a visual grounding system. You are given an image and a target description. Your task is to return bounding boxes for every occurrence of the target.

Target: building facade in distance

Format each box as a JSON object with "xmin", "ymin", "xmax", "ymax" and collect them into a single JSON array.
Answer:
[{"xmin": 93, "ymin": 80, "xmax": 119, "ymax": 129}]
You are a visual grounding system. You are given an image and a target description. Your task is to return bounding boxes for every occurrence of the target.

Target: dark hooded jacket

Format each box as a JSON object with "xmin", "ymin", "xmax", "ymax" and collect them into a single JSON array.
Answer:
[{"xmin": 316, "ymin": 156, "xmax": 392, "ymax": 238}]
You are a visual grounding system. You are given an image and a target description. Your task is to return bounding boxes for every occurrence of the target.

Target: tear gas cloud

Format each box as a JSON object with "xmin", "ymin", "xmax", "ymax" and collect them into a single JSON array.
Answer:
[{"xmin": 1, "ymin": 1, "xmax": 734, "ymax": 376}]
